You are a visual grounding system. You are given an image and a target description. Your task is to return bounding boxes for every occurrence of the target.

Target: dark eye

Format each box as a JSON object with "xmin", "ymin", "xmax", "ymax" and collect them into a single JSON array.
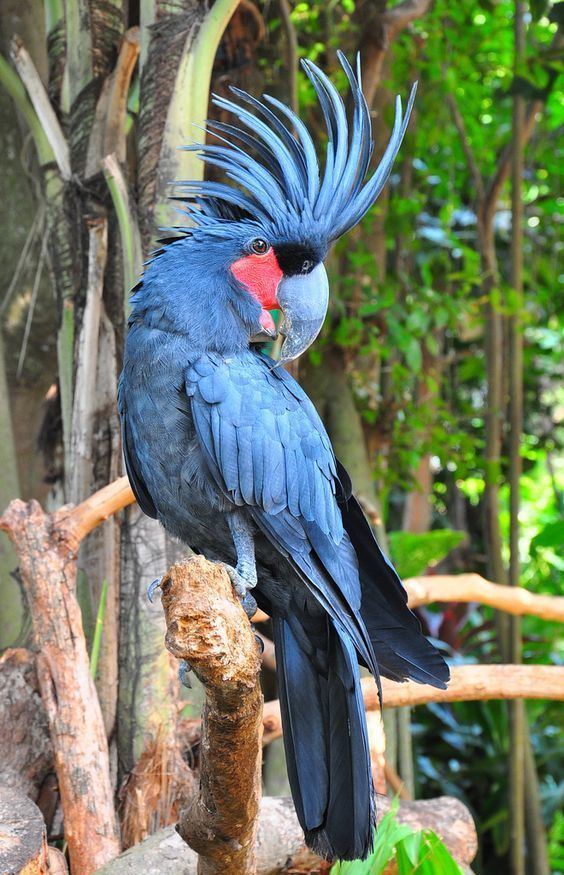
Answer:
[
  {"xmin": 251, "ymin": 238, "xmax": 269, "ymax": 255},
  {"xmin": 302, "ymin": 259, "xmax": 314, "ymax": 274}
]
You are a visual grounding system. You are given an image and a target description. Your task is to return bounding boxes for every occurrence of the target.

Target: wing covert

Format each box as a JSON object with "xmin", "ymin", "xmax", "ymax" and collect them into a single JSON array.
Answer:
[{"xmin": 185, "ymin": 351, "xmax": 342, "ymax": 541}]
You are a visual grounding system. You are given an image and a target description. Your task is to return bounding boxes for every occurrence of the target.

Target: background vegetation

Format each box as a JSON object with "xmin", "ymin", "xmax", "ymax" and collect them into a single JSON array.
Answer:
[{"xmin": 0, "ymin": 0, "xmax": 561, "ymax": 873}]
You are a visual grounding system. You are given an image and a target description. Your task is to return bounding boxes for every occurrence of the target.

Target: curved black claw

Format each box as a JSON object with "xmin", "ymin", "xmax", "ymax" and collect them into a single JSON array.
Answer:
[
  {"xmin": 147, "ymin": 578, "xmax": 162, "ymax": 603},
  {"xmin": 178, "ymin": 660, "xmax": 193, "ymax": 689},
  {"xmin": 254, "ymin": 631, "xmax": 265, "ymax": 655},
  {"xmin": 241, "ymin": 591, "xmax": 258, "ymax": 620}
]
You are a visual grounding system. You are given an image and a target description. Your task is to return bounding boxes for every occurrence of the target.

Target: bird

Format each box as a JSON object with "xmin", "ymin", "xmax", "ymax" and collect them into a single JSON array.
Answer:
[{"xmin": 118, "ymin": 51, "xmax": 450, "ymax": 862}]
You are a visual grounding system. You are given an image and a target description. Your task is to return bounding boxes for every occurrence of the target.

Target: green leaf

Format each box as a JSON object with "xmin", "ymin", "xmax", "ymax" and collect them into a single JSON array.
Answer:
[
  {"xmin": 405, "ymin": 338, "xmax": 422, "ymax": 372},
  {"xmin": 530, "ymin": 520, "xmax": 564, "ymax": 555},
  {"xmin": 388, "ymin": 530, "xmax": 466, "ymax": 578}
]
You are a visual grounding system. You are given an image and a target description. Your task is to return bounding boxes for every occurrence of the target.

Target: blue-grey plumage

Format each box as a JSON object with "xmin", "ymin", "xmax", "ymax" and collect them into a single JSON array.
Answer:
[{"xmin": 119, "ymin": 54, "xmax": 448, "ymax": 862}]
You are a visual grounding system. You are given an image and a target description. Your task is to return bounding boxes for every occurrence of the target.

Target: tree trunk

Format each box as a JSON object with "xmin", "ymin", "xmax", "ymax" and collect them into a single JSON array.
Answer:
[{"xmin": 0, "ymin": 499, "xmax": 120, "ymax": 873}]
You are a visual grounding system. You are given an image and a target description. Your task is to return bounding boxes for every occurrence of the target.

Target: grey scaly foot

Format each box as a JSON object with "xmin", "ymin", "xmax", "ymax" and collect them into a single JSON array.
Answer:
[
  {"xmin": 221, "ymin": 563, "xmax": 258, "ymax": 619},
  {"xmin": 224, "ymin": 510, "xmax": 259, "ymax": 619}
]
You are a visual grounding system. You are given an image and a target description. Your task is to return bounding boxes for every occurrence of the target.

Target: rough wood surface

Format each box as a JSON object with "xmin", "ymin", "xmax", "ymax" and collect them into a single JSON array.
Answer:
[
  {"xmin": 0, "ymin": 787, "xmax": 50, "ymax": 874},
  {"xmin": 261, "ymin": 665, "xmax": 564, "ymax": 744},
  {"xmin": 0, "ymin": 501, "xmax": 120, "ymax": 873},
  {"xmin": 0, "ymin": 649, "xmax": 53, "ymax": 800},
  {"xmin": 95, "ymin": 793, "xmax": 477, "ymax": 874},
  {"xmin": 160, "ymin": 556, "xmax": 263, "ymax": 875}
]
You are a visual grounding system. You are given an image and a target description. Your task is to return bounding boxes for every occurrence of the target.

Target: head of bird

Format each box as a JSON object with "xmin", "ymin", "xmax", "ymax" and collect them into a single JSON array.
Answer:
[{"xmin": 131, "ymin": 53, "xmax": 416, "ymax": 363}]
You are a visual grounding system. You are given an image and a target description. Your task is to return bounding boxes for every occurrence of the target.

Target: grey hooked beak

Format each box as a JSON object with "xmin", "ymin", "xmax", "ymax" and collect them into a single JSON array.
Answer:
[{"xmin": 276, "ymin": 263, "xmax": 329, "ymax": 364}]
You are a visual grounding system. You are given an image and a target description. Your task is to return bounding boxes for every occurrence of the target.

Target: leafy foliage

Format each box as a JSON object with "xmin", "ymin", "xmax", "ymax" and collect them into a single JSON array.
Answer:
[
  {"xmin": 330, "ymin": 802, "xmax": 462, "ymax": 874},
  {"xmin": 388, "ymin": 529, "xmax": 465, "ymax": 578}
]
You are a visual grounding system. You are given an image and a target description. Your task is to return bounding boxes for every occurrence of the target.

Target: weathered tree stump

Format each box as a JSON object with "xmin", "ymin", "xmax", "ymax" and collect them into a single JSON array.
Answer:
[
  {"xmin": 0, "ymin": 788, "xmax": 50, "ymax": 875},
  {"xmin": 0, "ymin": 649, "xmax": 53, "ymax": 800},
  {"xmin": 159, "ymin": 556, "xmax": 263, "ymax": 875}
]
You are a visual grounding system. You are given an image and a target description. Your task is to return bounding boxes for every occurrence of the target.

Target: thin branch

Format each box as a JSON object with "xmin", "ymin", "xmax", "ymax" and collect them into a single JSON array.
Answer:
[
  {"xmin": 0, "ymin": 207, "xmax": 44, "ymax": 316},
  {"xmin": 278, "ymin": 0, "xmax": 298, "ymax": 115},
  {"xmin": 16, "ymin": 231, "xmax": 48, "ymax": 379},
  {"xmin": 261, "ymin": 665, "xmax": 564, "ymax": 744},
  {"xmin": 382, "ymin": 0, "xmax": 432, "ymax": 41},
  {"xmin": 58, "ymin": 476, "xmax": 135, "ymax": 548},
  {"xmin": 446, "ymin": 91, "xmax": 485, "ymax": 201},
  {"xmin": 482, "ymin": 99, "xmax": 542, "ymax": 224},
  {"xmin": 10, "ymin": 35, "xmax": 71, "ymax": 180}
]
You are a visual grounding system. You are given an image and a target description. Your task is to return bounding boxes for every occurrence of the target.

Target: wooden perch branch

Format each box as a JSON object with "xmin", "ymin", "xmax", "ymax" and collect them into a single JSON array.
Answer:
[
  {"xmin": 261, "ymin": 665, "xmax": 564, "ymax": 745},
  {"xmin": 405, "ymin": 573, "xmax": 564, "ymax": 623},
  {"xmin": 0, "ymin": 500, "xmax": 120, "ymax": 874},
  {"xmin": 58, "ymin": 475, "xmax": 135, "ymax": 547},
  {"xmin": 160, "ymin": 556, "xmax": 263, "ymax": 875}
]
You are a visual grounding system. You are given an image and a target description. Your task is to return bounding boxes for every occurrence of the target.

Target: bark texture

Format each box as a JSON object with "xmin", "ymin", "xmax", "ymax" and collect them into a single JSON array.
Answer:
[
  {"xmin": 0, "ymin": 787, "xmax": 50, "ymax": 875},
  {"xmin": 0, "ymin": 500, "xmax": 120, "ymax": 874},
  {"xmin": 160, "ymin": 556, "xmax": 263, "ymax": 875},
  {"xmin": 0, "ymin": 649, "xmax": 53, "ymax": 800},
  {"xmin": 95, "ymin": 794, "xmax": 477, "ymax": 874}
]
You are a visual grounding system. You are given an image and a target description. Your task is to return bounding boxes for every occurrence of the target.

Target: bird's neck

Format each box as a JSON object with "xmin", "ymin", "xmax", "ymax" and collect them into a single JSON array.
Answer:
[{"xmin": 128, "ymin": 239, "xmax": 261, "ymax": 356}]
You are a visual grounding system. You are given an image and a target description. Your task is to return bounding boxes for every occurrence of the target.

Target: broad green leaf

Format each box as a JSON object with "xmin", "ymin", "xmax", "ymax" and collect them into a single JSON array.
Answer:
[{"xmin": 388, "ymin": 530, "xmax": 466, "ymax": 578}]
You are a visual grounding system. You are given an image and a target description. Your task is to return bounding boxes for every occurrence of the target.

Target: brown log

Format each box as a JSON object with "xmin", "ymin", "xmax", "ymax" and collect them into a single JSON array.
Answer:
[
  {"xmin": 95, "ymin": 793, "xmax": 477, "ymax": 874},
  {"xmin": 160, "ymin": 556, "xmax": 263, "ymax": 875},
  {"xmin": 0, "ymin": 501, "xmax": 120, "ymax": 873},
  {"xmin": 261, "ymin": 665, "xmax": 564, "ymax": 745},
  {"xmin": 0, "ymin": 787, "xmax": 50, "ymax": 874},
  {"xmin": 0, "ymin": 648, "xmax": 53, "ymax": 800}
]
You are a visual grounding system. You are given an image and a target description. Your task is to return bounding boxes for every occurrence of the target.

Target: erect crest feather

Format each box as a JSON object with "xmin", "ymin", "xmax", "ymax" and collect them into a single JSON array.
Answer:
[{"xmin": 176, "ymin": 52, "xmax": 416, "ymax": 242}]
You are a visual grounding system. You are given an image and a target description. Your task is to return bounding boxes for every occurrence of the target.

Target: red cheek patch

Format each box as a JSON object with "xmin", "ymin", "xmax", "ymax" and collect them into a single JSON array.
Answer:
[{"xmin": 230, "ymin": 248, "xmax": 283, "ymax": 311}]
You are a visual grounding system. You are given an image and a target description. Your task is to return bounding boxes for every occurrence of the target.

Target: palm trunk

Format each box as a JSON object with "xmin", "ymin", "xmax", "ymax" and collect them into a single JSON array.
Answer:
[{"xmin": 0, "ymin": 332, "xmax": 23, "ymax": 648}]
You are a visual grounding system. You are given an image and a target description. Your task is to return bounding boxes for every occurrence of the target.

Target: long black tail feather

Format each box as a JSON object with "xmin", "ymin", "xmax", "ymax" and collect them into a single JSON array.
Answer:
[
  {"xmin": 336, "ymin": 461, "xmax": 450, "ymax": 689},
  {"xmin": 273, "ymin": 615, "xmax": 375, "ymax": 861}
]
